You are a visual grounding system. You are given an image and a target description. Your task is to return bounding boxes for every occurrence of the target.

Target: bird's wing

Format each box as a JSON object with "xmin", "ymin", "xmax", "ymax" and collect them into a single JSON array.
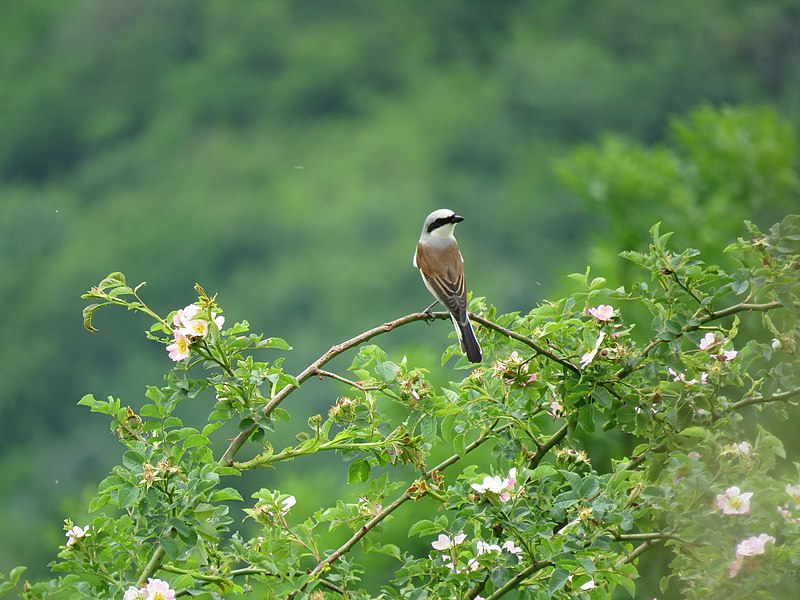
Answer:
[{"xmin": 415, "ymin": 241, "xmax": 468, "ymax": 322}]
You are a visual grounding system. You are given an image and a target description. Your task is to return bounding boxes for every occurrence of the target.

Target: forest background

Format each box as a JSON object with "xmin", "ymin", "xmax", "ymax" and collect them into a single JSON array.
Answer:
[{"xmin": 1, "ymin": 0, "xmax": 798, "ymax": 597}]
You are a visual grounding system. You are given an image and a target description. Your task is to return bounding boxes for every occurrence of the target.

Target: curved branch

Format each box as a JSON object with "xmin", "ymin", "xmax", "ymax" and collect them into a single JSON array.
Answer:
[
  {"xmin": 219, "ymin": 311, "xmax": 449, "ymax": 465},
  {"xmin": 730, "ymin": 387, "xmax": 800, "ymax": 411}
]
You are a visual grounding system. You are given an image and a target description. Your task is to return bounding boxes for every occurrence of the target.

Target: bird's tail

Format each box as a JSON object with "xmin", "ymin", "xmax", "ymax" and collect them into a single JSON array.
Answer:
[{"xmin": 454, "ymin": 316, "xmax": 482, "ymax": 363}]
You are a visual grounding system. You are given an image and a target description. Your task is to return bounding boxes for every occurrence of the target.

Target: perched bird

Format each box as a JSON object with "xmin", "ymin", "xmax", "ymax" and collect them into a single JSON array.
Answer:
[{"xmin": 413, "ymin": 209, "xmax": 482, "ymax": 363}]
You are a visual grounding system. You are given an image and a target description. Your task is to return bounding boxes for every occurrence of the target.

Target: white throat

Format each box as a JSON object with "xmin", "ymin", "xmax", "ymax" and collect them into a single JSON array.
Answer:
[{"xmin": 428, "ymin": 223, "xmax": 456, "ymax": 239}]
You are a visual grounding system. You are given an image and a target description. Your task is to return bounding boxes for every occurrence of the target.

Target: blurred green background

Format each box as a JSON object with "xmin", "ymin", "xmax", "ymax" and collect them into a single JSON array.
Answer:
[{"xmin": 1, "ymin": 0, "xmax": 798, "ymax": 594}]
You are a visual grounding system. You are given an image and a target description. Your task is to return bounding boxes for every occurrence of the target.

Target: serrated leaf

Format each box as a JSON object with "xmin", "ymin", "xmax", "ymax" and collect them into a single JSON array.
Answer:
[
  {"xmin": 117, "ymin": 484, "xmax": 141, "ymax": 508},
  {"xmin": 420, "ymin": 416, "xmax": 437, "ymax": 445},
  {"xmin": 549, "ymin": 568, "xmax": 571, "ymax": 594},
  {"xmin": 159, "ymin": 534, "xmax": 180, "ymax": 559}
]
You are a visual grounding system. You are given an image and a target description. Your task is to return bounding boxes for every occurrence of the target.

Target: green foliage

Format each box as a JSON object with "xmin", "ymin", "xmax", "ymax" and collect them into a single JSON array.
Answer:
[
  {"xmin": 2, "ymin": 212, "xmax": 798, "ymax": 598},
  {"xmin": 3, "ymin": 0, "xmax": 800, "ymax": 592}
]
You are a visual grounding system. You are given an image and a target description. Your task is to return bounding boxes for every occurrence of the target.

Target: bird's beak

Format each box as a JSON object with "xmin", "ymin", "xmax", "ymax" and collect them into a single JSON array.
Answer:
[{"xmin": 451, "ymin": 214, "xmax": 464, "ymax": 223}]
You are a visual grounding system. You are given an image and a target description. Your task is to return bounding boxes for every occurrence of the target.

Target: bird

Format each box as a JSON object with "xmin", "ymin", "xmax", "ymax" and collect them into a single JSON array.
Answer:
[{"xmin": 413, "ymin": 208, "xmax": 482, "ymax": 363}]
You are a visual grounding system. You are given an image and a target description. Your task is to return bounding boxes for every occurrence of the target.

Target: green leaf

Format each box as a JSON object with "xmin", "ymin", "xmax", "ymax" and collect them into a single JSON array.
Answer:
[
  {"xmin": 183, "ymin": 434, "xmax": 210, "ymax": 449},
  {"xmin": 407, "ymin": 519, "xmax": 440, "ymax": 538},
  {"xmin": 347, "ymin": 458, "xmax": 371, "ymax": 484},
  {"xmin": 140, "ymin": 403, "xmax": 161, "ymax": 418},
  {"xmin": 117, "ymin": 483, "xmax": 141, "ymax": 508},
  {"xmin": 159, "ymin": 534, "xmax": 180, "ymax": 559},
  {"xmin": 376, "ymin": 360, "xmax": 401, "ymax": 382},
  {"xmin": 678, "ymin": 426, "xmax": 709, "ymax": 438},
  {"xmin": 419, "ymin": 415, "xmax": 437, "ymax": 445},
  {"xmin": 371, "ymin": 543, "xmax": 402, "ymax": 560},
  {"xmin": 578, "ymin": 405, "xmax": 595, "ymax": 433},
  {"xmin": 210, "ymin": 487, "xmax": 243, "ymax": 502},
  {"xmin": 528, "ymin": 465, "xmax": 558, "ymax": 482},
  {"xmin": 263, "ymin": 337, "xmax": 291, "ymax": 350},
  {"xmin": 549, "ymin": 568, "xmax": 571, "ymax": 594},
  {"xmin": 9, "ymin": 566, "xmax": 27, "ymax": 585}
]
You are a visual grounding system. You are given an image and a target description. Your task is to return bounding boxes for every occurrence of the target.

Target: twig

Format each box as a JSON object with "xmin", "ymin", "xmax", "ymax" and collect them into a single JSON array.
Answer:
[
  {"xmin": 469, "ymin": 314, "xmax": 580, "ymax": 375},
  {"xmin": 614, "ymin": 300, "xmax": 793, "ymax": 379},
  {"xmin": 615, "ymin": 532, "xmax": 682, "ymax": 543},
  {"xmin": 529, "ymin": 422, "xmax": 569, "ymax": 469},
  {"xmin": 313, "ymin": 368, "xmax": 386, "ymax": 391},
  {"xmin": 729, "ymin": 387, "xmax": 800, "ymax": 411},
  {"xmin": 485, "ymin": 560, "xmax": 553, "ymax": 599},
  {"xmin": 617, "ymin": 540, "xmax": 658, "ymax": 566},
  {"xmin": 219, "ymin": 311, "xmax": 449, "ymax": 465}
]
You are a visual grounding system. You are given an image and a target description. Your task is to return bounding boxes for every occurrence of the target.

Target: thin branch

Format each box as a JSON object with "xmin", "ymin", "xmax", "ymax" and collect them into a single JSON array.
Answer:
[
  {"xmin": 729, "ymin": 387, "xmax": 800, "ymax": 411},
  {"xmin": 219, "ymin": 311, "xmax": 449, "ymax": 465},
  {"xmin": 529, "ymin": 422, "xmax": 569, "ymax": 469},
  {"xmin": 313, "ymin": 368, "xmax": 386, "ymax": 391},
  {"xmin": 697, "ymin": 300, "xmax": 797, "ymax": 324},
  {"xmin": 615, "ymin": 532, "xmax": 682, "ymax": 543},
  {"xmin": 469, "ymin": 314, "xmax": 580, "ymax": 375},
  {"xmin": 617, "ymin": 540, "xmax": 658, "ymax": 566},
  {"xmin": 485, "ymin": 560, "xmax": 553, "ymax": 599},
  {"xmin": 136, "ymin": 543, "xmax": 166, "ymax": 586},
  {"xmin": 614, "ymin": 300, "xmax": 793, "ymax": 379},
  {"xmin": 292, "ymin": 423, "xmax": 513, "ymax": 597}
]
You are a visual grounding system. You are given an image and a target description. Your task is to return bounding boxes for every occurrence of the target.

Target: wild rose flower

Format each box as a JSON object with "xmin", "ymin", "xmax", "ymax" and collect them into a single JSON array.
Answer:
[
  {"xmin": 144, "ymin": 578, "xmax": 176, "ymax": 600},
  {"xmin": 728, "ymin": 534, "xmax": 775, "ymax": 578},
  {"xmin": 471, "ymin": 468, "xmax": 517, "ymax": 501},
  {"xmin": 786, "ymin": 483, "xmax": 800, "ymax": 504},
  {"xmin": 736, "ymin": 533, "xmax": 775, "ymax": 557},
  {"xmin": 668, "ymin": 368, "xmax": 707, "ymax": 386},
  {"xmin": 580, "ymin": 579, "xmax": 597, "ymax": 591},
  {"xmin": 502, "ymin": 540, "xmax": 523, "ymax": 555},
  {"xmin": 173, "ymin": 304, "xmax": 201, "ymax": 327},
  {"xmin": 715, "ymin": 486, "xmax": 753, "ymax": 515},
  {"xmin": 166, "ymin": 329, "xmax": 191, "ymax": 361},
  {"xmin": 476, "ymin": 540, "xmax": 501, "ymax": 555},
  {"xmin": 179, "ymin": 318, "xmax": 209, "ymax": 339},
  {"xmin": 723, "ymin": 441, "xmax": 753, "ymax": 457},
  {"xmin": 280, "ymin": 495, "xmax": 296, "ymax": 515},
  {"xmin": 65, "ymin": 525, "xmax": 89, "ymax": 547},
  {"xmin": 431, "ymin": 533, "xmax": 466, "ymax": 551},
  {"xmin": 580, "ymin": 332, "xmax": 606, "ymax": 369},
  {"xmin": 588, "ymin": 304, "xmax": 614, "ymax": 321},
  {"xmin": 699, "ymin": 332, "xmax": 717, "ymax": 350},
  {"xmin": 471, "ymin": 475, "xmax": 506, "ymax": 495},
  {"xmin": 722, "ymin": 349, "xmax": 738, "ymax": 361},
  {"xmin": 123, "ymin": 587, "xmax": 147, "ymax": 600}
]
